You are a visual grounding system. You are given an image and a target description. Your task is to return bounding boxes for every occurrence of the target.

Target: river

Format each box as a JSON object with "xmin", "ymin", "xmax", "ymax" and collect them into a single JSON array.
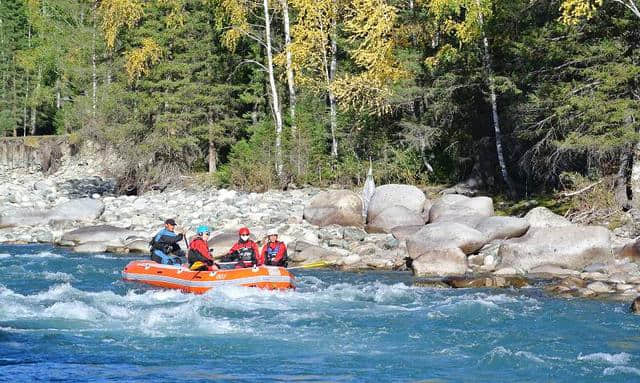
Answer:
[{"xmin": 0, "ymin": 244, "xmax": 639, "ymax": 382}]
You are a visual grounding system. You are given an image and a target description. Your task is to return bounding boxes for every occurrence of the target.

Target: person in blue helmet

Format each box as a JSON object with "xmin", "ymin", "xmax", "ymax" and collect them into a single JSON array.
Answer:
[
  {"xmin": 149, "ymin": 218, "xmax": 185, "ymax": 265},
  {"xmin": 187, "ymin": 225, "xmax": 217, "ymax": 271}
]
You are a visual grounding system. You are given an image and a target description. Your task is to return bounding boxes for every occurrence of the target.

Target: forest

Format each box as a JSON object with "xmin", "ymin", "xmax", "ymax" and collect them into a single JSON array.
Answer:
[{"xmin": 0, "ymin": 0, "xmax": 639, "ymax": 199}]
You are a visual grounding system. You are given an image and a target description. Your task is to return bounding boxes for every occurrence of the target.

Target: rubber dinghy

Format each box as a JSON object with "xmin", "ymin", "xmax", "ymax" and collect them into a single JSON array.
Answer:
[{"xmin": 122, "ymin": 260, "xmax": 296, "ymax": 294}]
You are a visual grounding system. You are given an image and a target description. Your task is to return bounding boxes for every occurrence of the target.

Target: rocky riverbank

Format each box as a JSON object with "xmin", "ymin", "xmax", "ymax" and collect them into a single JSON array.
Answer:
[{"xmin": 2, "ymin": 149, "xmax": 640, "ymax": 305}]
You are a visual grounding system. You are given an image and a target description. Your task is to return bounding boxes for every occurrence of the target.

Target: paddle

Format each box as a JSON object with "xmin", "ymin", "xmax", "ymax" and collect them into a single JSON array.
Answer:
[{"xmin": 287, "ymin": 261, "xmax": 332, "ymax": 270}]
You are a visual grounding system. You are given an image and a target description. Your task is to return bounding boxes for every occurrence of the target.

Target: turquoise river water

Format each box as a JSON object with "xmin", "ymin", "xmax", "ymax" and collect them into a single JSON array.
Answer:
[{"xmin": 1, "ymin": 244, "xmax": 639, "ymax": 382}]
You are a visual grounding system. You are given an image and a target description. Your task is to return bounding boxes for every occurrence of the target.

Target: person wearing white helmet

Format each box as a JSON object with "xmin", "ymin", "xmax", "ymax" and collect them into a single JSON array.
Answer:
[{"xmin": 260, "ymin": 231, "xmax": 288, "ymax": 267}]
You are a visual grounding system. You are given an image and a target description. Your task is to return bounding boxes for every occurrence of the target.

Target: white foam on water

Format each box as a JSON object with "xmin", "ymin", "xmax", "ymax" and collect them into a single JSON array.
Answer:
[
  {"xmin": 578, "ymin": 352, "xmax": 631, "ymax": 365},
  {"xmin": 41, "ymin": 271, "xmax": 75, "ymax": 282},
  {"xmin": 43, "ymin": 301, "xmax": 103, "ymax": 321},
  {"xmin": 15, "ymin": 251, "xmax": 62, "ymax": 259},
  {"xmin": 484, "ymin": 346, "xmax": 546, "ymax": 364},
  {"xmin": 0, "ymin": 253, "xmax": 11, "ymax": 259},
  {"xmin": 603, "ymin": 366, "xmax": 640, "ymax": 376}
]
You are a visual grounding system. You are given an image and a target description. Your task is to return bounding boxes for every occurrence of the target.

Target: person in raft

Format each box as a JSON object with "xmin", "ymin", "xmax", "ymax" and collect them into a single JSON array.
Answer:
[
  {"xmin": 187, "ymin": 225, "xmax": 218, "ymax": 271},
  {"xmin": 149, "ymin": 218, "xmax": 185, "ymax": 265},
  {"xmin": 260, "ymin": 231, "xmax": 288, "ymax": 267},
  {"xmin": 225, "ymin": 227, "xmax": 260, "ymax": 268}
]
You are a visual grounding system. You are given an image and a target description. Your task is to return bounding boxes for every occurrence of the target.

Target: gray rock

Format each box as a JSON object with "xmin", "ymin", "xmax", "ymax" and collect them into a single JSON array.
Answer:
[
  {"xmin": 474, "ymin": 216, "xmax": 529, "ymax": 241},
  {"xmin": 0, "ymin": 209, "xmax": 50, "ymax": 227},
  {"xmin": 391, "ymin": 225, "xmax": 423, "ymax": 241},
  {"xmin": 422, "ymin": 199, "xmax": 433, "ymax": 223},
  {"xmin": 293, "ymin": 244, "xmax": 342, "ymax": 263},
  {"xmin": 303, "ymin": 190, "xmax": 363, "ymax": 227},
  {"xmin": 60, "ymin": 225, "xmax": 138, "ymax": 245},
  {"xmin": 367, "ymin": 184, "xmax": 426, "ymax": 222},
  {"xmin": 498, "ymin": 226, "xmax": 613, "ymax": 272},
  {"xmin": 443, "ymin": 276, "xmax": 529, "ymax": 288},
  {"xmin": 208, "ymin": 231, "xmax": 242, "ymax": 257},
  {"xmin": 406, "ymin": 222, "xmax": 488, "ymax": 258},
  {"xmin": 73, "ymin": 242, "xmax": 108, "ymax": 253},
  {"xmin": 584, "ymin": 263, "xmax": 607, "ymax": 273},
  {"xmin": 429, "ymin": 195, "xmax": 494, "ymax": 223},
  {"xmin": 124, "ymin": 239, "xmax": 151, "ymax": 253},
  {"xmin": 587, "ymin": 281, "xmax": 612, "ymax": 293},
  {"xmin": 631, "ymin": 297, "xmax": 640, "ymax": 314},
  {"xmin": 528, "ymin": 264, "xmax": 580, "ymax": 277},
  {"xmin": 410, "ymin": 248, "xmax": 468, "ymax": 276},
  {"xmin": 49, "ymin": 198, "xmax": 105, "ymax": 221},
  {"xmin": 523, "ymin": 207, "xmax": 572, "ymax": 228},
  {"xmin": 366, "ymin": 205, "xmax": 425, "ymax": 234},
  {"xmin": 343, "ymin": 227, "xmax": 367, "ymax": 241}
]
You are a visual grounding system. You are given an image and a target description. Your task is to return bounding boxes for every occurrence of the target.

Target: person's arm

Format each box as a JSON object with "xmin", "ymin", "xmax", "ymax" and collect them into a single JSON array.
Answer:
[
  {"xmin": 158, "ymin": 230, "xmax": 183, "ymax": 244},
  {"xmin": 252, "ymin": 243, "xmax": 261, "ymax": 265},
  {"xmin": 272, "ymin": 242, "xmax": 287, "ymax": 265}
]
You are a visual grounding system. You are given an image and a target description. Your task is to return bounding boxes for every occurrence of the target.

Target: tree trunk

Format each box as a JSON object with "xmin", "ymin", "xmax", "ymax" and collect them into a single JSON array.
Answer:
[
  {"xmin": 31, "ymin": 67, "xmax": 40, "ymax": 135},
  {"xmin": 329, "ymin": 30, "xmax": 338, "ymax": 158},
  {"xmin": 92, "ymin": 4, "xmax": 97, "ymax": 114},
  {"xmin": 56, "ymin": 78, "xmax": 61, "ymax": 109},
  {"xmin": 478, "ymin": 4, "xmax": 516, "ymax": 198},
  {"xmin": 208, "ymin": 113, "xmax": 217, "ymax": 173},
  {"xmin": 614, "ymin": 144, "xmax": 633, "ymax": 210},
  {"xmin": 263, "ymin": 0, "xmax": 284, "ymax": 178},
  {"xmin": 281, "ymin": 0, "xmax": 298, "ymax": 174}
]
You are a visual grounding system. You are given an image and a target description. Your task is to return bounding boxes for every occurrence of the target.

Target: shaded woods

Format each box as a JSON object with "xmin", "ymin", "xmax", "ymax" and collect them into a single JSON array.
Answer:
[{"xmin": 0, "ymin": 0, "xmax": 638, "ymax": 197}]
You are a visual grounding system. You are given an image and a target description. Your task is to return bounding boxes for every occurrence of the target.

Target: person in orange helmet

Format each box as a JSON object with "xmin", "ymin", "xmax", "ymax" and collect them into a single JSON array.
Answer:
[{"xmin": 225, "ymin": 227, "xmax": 260, "ymax": 268}]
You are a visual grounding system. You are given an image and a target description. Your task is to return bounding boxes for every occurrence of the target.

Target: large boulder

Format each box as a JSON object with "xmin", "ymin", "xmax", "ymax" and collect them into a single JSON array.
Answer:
[
  {"xmin": 366, "ymin": 206, "xmax": 425, "ymax": 234},
  {"xmin": 523, "ymin": 207, "xmax": 572, "ymax": 229},
  {"xmin": 0, "ymin": 198, "xmax": 105, "ymax": 228},
  {"xmin": 60, "ymin": 225, "xmax": 140, "ymax": 245},
  {"xmin": 367, "ymin": 184, "xmax": 426, "ymax": 222},
  {"xmin": 410, "ymin": 248, "xmax": 468, "ymax": 276},
  {"xmin": 429, "ymin": 195, "xmax": 494, "ymax": 224},
  {"xmin": 498, "ymin": 226, "xmax": 613, "ymax": 272},
  {"xmin": 0, "ymin": 209, "xmax": 50, "ymax": 227},
  {"xmin": 208, "ymin": 231, "xmax": 247, "ymax": 257},
  {"xmin": 474, "ymin": 216, "xmax": 529, "ymax": 241},
  {"xmin": 303, "ymin": 190, "xmax": 363, "ymax": 227},
  {"xmin": 406, "ymin": 222, "xmax": 488, "ymax": 257},
  {"xmin": 48, "ymin": 198, "xmax": 105, "ymax": 221}
]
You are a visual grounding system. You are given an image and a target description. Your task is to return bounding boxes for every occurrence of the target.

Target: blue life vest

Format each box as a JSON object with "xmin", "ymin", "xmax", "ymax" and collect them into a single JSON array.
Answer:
[{"xmin": 265, "ymin": 243, "xmax": 280, "ymax": 262}]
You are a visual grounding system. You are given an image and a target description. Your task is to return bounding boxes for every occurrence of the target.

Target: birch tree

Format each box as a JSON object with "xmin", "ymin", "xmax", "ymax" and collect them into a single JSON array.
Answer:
[
  {"xmin": 424, "ymin": 0, "xmax": 517, "ymax": 197},
  {"xmin": 219, "ymin": 0, "xmax": 285, "ymax": 178}
]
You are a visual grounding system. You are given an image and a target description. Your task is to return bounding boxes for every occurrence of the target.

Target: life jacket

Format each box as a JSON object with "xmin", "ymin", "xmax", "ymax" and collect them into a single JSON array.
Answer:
[
  {"xmin": 237, "ymin": 245, "xmax": 255, "ymax": 262},
  {"xmin": 265, "ymin": 243, "xmax": 281, "ymax": 264}
]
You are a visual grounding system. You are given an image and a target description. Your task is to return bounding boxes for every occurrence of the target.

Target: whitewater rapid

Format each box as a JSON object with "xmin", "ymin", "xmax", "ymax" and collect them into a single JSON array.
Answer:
[{"xmin": 1, "ymin": 245, "xmax": 639, "ymax": 382}]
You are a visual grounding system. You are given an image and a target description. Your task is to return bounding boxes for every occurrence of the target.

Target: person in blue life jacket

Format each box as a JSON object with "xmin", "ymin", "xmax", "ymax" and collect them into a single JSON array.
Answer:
[
  {"xmin": 149, "ymin": 218, "xmax": 186, "ymax": 265},
  {"xmin": 260, "ymin": 231, "xmax": 288, "ymax": 267}
]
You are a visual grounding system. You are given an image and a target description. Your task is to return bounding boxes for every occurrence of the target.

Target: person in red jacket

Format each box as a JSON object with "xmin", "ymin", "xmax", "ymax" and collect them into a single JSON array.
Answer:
[
  {"xmin": 260, "ymin": 231, "xmax": 288, "ymax": 267},
  {"xmin": 188, "ymin": 225, "xmax": 217, "ymax": 271},
  {"xmin": 226, "ymin": 227, "xmax": 260, "ymax": 268}
]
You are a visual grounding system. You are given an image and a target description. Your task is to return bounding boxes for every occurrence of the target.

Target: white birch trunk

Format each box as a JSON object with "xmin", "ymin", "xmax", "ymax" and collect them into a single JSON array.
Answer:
[
  {"xmin": 208, "ymin": 113, "xmax": 217, "ymax": 173},
  {"xmin": 281, "ymin": 0, "xmax": 297, "ymax": 136},
  {"xmin": 478, "ymin": 5, "xmax": 516, "ymax": 197},
  {"xmin": 329, "ymin": 30, "xmax": 338, "ymax": 158},
  {"xmin": 92, "ymin": 4, "xmax": 97, "ymax": 114},
  {"xmin": 263, "ymin": 0, "xmax": 284, "ymax": 178}
]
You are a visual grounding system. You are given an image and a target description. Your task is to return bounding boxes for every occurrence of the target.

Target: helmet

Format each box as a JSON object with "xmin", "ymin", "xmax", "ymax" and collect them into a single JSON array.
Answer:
[
  {"xmin": 196, "ymin": 225, "xmax": 210, "ymax": 235},
  {"xmin": 238, "ymin": 227, "xmax": 250, "ymax": 236},
  {"xmin": 267, "ymin": 231, "xmax": 278, "ymax": 237}
]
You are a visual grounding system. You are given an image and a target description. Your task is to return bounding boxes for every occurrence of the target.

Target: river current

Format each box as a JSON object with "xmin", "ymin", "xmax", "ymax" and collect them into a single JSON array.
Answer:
[{"xmin": 0, "ymin": 244, "xmax": 639, "ymax": 382}]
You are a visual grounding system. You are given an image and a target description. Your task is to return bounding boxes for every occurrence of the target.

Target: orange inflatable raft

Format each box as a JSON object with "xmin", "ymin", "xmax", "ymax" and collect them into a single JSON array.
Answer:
[{"xmin": 122, "ymin": 260, "xmax": 296, "ymax": 294}]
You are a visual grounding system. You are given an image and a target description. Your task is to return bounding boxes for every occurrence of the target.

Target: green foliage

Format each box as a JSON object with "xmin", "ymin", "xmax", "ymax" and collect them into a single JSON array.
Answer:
[{"xmin": 1, "ymin": 0, "xmax": 639, "ymax": 198}]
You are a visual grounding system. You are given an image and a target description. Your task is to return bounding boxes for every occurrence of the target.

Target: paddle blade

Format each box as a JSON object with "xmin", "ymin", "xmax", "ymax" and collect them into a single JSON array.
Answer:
[{"xmin": 288, "ymin": 261, "xmax": 331, "ymax": 270}]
